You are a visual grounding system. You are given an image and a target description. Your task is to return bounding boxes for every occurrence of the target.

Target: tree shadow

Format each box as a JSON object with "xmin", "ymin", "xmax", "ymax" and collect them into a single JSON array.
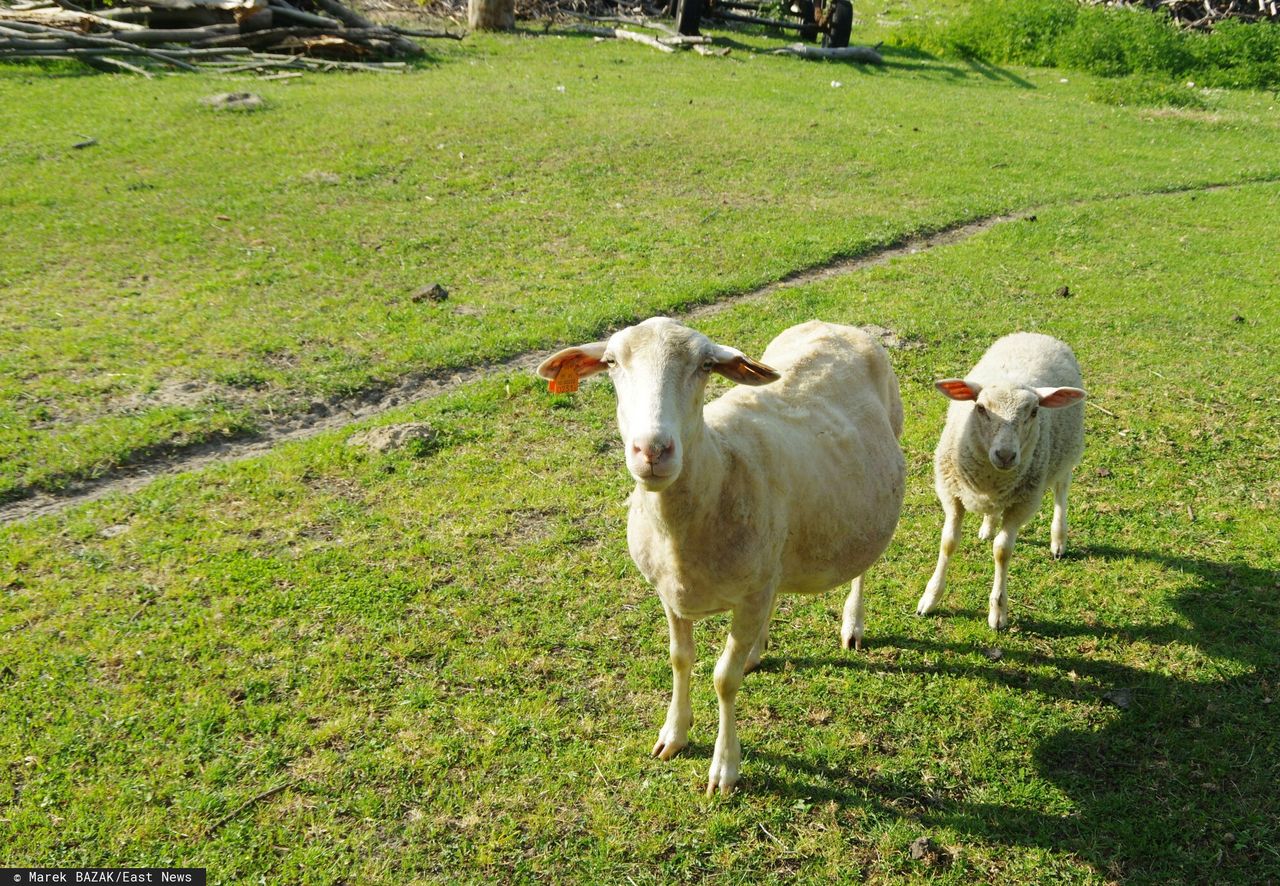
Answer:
[{"xmin": 757, "ymin": 544, "xmax": 1280, "ymax": 881}]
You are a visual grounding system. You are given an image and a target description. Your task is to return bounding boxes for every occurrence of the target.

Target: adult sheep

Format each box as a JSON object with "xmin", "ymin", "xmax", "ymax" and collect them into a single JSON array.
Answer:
[
  {"xmin": 538, "ymin": 318, "xmax": 905, "ymax": 795},
  {"xmin": 915, "ymin": 332, "xmax": 1086, "ymax": 631}
]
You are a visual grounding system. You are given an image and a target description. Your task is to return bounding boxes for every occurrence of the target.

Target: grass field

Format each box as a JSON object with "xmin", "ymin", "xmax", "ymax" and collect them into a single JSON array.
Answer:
[
  {"xmin": 2, "ymin": 29, "xmax": 1280, "ymax": 501},
  {"xmin": 2, "ymin": 17, "xmax": 1279, "ymax": 885}
]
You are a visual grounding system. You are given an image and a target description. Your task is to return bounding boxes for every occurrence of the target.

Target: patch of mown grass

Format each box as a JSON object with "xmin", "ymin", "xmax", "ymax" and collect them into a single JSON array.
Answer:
[
  {"xmin": 893, "ymin": 0, "xmax": 1280, "ymax": 91},
  {"xmin": 1, "ymin": 182, "xmax": 1276, "ymax": 882},
  {"xmin": 1, "ymin": 31, "xmax": 1279, "ymax": 499}
]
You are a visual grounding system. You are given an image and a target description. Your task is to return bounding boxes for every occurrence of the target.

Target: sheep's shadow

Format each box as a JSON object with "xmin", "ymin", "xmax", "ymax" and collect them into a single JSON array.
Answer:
[{"xmin": 755, "ymin": 544, "xmax": 1280, "ymax": 881}]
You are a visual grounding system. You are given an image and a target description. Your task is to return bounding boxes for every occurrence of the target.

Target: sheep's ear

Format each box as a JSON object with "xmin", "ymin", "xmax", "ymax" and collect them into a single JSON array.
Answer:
[
  {"xmin": 935, "ymin": 378, "xmax": 981, "ymax": 401},
  {"xmin": 710, "ymin": 345, "xmax": 780, "ymax": 387},
  {"xmin": 536, "ymin": 342, "xmax": 609, "ymax": 393},
  {"xmin": 1034, "ymin": 386, "xmax": 1086, "ymax": 408}
]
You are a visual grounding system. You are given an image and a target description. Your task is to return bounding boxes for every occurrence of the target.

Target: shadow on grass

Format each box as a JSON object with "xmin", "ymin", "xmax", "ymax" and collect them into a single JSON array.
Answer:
[{"xmin": 759, "ymin": 544, "xmax": 1280, "ymax": 881}]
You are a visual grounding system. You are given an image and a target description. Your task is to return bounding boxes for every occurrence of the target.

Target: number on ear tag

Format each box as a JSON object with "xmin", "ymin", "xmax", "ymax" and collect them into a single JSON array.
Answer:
[{"xmin": 549, "ymin": 364, "xmax": 579, "ymax": 394}]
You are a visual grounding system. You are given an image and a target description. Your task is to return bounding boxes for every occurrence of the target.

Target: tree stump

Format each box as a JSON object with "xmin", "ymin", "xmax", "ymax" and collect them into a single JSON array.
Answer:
[{"xmin": 468, "ymin": 0, "xmax": 513, "ymax": 31}]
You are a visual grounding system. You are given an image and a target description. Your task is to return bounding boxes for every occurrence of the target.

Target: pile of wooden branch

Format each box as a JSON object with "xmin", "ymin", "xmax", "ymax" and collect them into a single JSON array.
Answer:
[
  {"xmin": 1089, "ymin": 0, "xmax": 1279, "ymax": 29},
  {"xmin": 0, "ymin": 0, "xmax": 461, "ymax": 72}
]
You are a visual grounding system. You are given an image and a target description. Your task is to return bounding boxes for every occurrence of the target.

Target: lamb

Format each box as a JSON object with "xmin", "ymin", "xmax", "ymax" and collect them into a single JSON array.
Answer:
[
  {"xmin": 915, "ymin": 332, "xmax": 1087, "ymax": 631},
  {"xmin": 538, "ymin": 317, "xmax": 905, "ymax": 795}
]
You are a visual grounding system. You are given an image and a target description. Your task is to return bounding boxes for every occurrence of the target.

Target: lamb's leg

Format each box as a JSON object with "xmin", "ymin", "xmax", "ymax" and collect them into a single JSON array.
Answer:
[
  {"xmin": 917, "ymin": 496, "xmax": 964, "ymax": 616},
  {"xmin": 652, "ymin": 605, "xmax": 694, "ymax": 761},
  {"xmin": 1050, "ymin": 474, "xmax": 1071, "ymax": 559},
  {"xmin": 989, "ymin": 522, "xmax": 1020, "ymax": 631},
  {"xmin": 841, "ymin": 574, "xmax": 866, "ymax": 650},
  {"xmin": 744, "ymin": 596, "xmax": 779, "ymax": 674},
  {"xmin": 707, "ymin": 592, "xmax": 772, "ymax": 796},
  {"xmin": 978, "ymin": 513, "xmax": 997, "ymax": 542}
]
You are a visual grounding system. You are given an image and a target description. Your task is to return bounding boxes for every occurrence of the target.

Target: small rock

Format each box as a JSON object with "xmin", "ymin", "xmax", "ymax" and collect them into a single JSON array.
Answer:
[
  {"xmin": 984, "ymin": 647, "xmax": 1003, "ymax": 662},
  {"xmin": 1055, "ymin": 285, "xmax": 1072, "ymax": 298},
  {"xmin": 346, "ymin": 422, "xmax": 437, "ymax": 454},
  {"xmin": 1103, "ymin": 687, "xmax": 1134, "ymax": 710},
  {"xmin": 99, "ymin": 523, "xmax": 130, "ymax": 539},
  {"xmin": 201, "ymin": 92, "xmax": 266, "ymax": 112},
  {"xmin": 411, "ymin": 283, "xmax": 449, "ymax": 303},
  {"xmin": 1096, "ymin": 467, "xmax": 1112, "ymax": 478},
  {"xmin": 72, "ymin": 136, "xmax": 97, "ymax": 150}
]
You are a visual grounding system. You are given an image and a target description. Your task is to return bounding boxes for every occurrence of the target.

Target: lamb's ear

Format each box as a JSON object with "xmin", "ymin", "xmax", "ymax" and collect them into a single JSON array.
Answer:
[
  {"xmin": 710, "ymin": 344, "xmax": 780, "ymax": 387},
  {"xmin": 935, "ymin": 378, "xmax": 981, "ymax": 401},
  {"xmin": 1034, "ymin": 386, "xmax": 1086, "ymax": 408},
  {"xmin": 536, "ymin": 342, "xmax": 608, "ymax": 393}
]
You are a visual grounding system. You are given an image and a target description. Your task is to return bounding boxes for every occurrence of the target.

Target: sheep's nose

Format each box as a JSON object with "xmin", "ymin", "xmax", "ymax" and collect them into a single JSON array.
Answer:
[
  {"xmin": 633, "ymin": 436, "xmax": 674, "ymax": 465},
  {"xmin": 991, "ymin": 448, "xmax": 1018, "ymax": 469}
]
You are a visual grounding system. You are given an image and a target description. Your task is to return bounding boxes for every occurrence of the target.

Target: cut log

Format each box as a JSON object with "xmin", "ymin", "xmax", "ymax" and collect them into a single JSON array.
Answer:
[
  {"xmin": 613, "ymin": 27, "xmax": 675, "ymax": 51},
  {"xmin": 771, "ymin": 42, "xmax": 882, "ymax": 62}
]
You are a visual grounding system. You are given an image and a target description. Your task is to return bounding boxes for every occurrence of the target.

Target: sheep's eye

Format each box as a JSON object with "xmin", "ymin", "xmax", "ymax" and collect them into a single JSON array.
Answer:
[
  {"xmin": 975, "ymin": 404, "xmax": 988, "ymax": 417},
  {"xmin": 1030, "ymin": 407, "xmax": 1039, "ymax": 419},
  {"xmin": 700, "ymin": 359, "xmax": 715, "ymax": 373},
  {"xmin": 602, "ymin": 354, "xmax": 616, "ymax": 367}
]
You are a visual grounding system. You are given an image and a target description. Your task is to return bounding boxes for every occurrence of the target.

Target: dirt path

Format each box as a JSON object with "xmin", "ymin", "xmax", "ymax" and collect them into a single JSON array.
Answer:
[{"xmin": 3, "ymin": 174, "xmax": 1276, "ymax": 525}]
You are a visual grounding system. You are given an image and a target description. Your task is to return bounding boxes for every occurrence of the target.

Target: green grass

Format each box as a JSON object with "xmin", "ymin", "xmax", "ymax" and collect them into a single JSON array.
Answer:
[
  {"xmin": 2, "ymin": 177, "xmax": 1277, "ymax": 882},
  {"xmin": 2, "ymin": 29, "xmax": 1280, "ymax": 500},
  {"xmin": 892, "ymin": 0, "xmax": 1280, "ymax": 90}
]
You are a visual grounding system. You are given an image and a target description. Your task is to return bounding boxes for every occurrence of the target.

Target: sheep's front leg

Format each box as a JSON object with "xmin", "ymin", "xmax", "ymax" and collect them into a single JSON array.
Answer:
[
  {"xmin": 1050, "ymin": 474, "xmax": 1071, "ymax": 559},
  {"xmin": 652, "ymin": 605, "xmax": 694, "ymax": 761},
  {"xmin": 918, "ymin": 496, "xmax": 964, "ymax": 616},
  {"xmin": 989, "ymin": 523, "xmax": 1020, "ymax": 630},
  {"xmin": 707, "ymin": 593, "xmax": 772, "ymax": 796},
  {"xmin": 841, "ymin": 574, "xmax": 866, "ymax": 650}
]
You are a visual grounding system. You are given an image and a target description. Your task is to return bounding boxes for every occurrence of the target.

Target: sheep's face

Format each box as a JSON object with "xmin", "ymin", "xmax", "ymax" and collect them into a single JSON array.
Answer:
[
  {"xmin": 537, "ymin": 318, "xmax": 780, "ymax": 493},
  {"xmin": 935, "ymin": 378, "xmax": 1087, "ymax": 473},
  {"xmin": 970, "ymin": 384, "xmax": 1042, "ymax": 471}
]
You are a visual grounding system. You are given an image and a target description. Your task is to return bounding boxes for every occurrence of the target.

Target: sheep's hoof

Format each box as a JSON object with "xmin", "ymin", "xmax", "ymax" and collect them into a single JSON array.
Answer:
[
  {"xmin": 652, "ymin": 727, "xmax": 689, "ymax": 760},
  {"xmin": 840, "ymin": 633, "xmax": 862, "ymax": 651},
  {"xmin": 705, "ymin": 759, "xmax": 740, "ymax": 796},
  {"xmin": 743, "ymin": 656, "xmax": 762, "ymax": 674},
  {"xmin": 1051, "ymin": 542, "xmax": 1066, "ymax": 559}
]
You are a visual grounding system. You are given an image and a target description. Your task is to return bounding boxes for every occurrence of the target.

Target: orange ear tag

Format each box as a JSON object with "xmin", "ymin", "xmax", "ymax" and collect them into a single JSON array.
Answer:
[{"xmin": 549, "ymin": 363, "xmax": 580, "ymax": 394}]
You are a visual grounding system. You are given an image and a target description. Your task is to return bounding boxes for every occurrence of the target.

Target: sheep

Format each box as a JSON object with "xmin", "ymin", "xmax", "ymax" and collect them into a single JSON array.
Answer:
[
  {"xmin": 538, "ymin": 317, "xmax": 905, "ymax": 795},
  {"xmin": 915, "ymin": 332, "xmax": 1087, "ymax": 631}
]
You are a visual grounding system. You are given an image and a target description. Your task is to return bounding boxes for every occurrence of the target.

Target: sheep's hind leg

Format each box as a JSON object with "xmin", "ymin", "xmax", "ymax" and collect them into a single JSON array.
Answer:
[
  {"xmin": 918, "ymin": 496, "xmax": 964, "ymax": 616},
  {"xmin": 989, "ymin": 523, "xmax": 1020, "ymax": 631},
  {"xmin": 841, "ymin": 575, "xmax": 866, "ymax": 650},
  {"xmin": 744, "ymin": 596, "xmax": 779, "ymax": 674},
  {"xmin": 707, "ymin": 591, "xmax": 772, "ymax": 796},
  {"xmin": 1050, "ymin": 473, "xmax": 1071, "ymax": 559},
  {"xmin": 978, "ymin": 513, "xmax": 997, "ymax": 542},
  {"xmin": 652, "ymin": 605, "xmax": 694, "ymax": 761}
]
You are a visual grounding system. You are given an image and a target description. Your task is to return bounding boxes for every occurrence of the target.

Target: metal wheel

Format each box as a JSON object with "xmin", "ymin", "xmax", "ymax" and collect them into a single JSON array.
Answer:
[
  {"xmin": 674, "ymin": 0, "xmax": 703, "ymax": 36},
  {"xmin": 823, "ymin": 0, "xmax": 851, "ymax": 48}
]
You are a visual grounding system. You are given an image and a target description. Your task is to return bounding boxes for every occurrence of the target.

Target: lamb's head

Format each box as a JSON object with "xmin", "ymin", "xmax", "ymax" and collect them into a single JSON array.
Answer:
[
  {"xmin": 936, "ymin": 378, "xmax": 1085, "ymax": 472},
  {"xmin": 538, "ymin": 318, "xmax": 780, "ymax": 491}
]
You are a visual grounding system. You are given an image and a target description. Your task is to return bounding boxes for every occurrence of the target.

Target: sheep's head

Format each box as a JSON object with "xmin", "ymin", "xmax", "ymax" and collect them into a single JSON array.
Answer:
[
  {"xmin": 538, "ymin": 318, "xmax": 779, "ymax": 491},
  {"xmin": 936, "ymin": 378, "xmax": 1085, "ymax": 472}
]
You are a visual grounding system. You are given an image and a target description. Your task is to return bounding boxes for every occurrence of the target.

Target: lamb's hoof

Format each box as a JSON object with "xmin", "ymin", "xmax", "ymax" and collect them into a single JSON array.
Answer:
[
  {"xmin": 840, "ymin": 633, "xmax": 862, "ymax": 651},
  {"xmin": 988, "ymin": 611, "xmax": 1008, "ymax": 631},
  {"xmin": 1051, "ymin": 542, "xmax": 1066, "ymax": 560},
  {"xmin": 743, "ymin": 656, "xmax": 762, "ymax": 675},
  {"xmin": 916, "ymin": 592, "xmax": 939, "ymax": 617}
]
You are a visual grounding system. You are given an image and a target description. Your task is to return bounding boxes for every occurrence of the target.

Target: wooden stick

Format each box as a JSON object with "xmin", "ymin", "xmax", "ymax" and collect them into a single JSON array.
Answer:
[
  {"xmin": 0, "ymin": 20, "xmax": 200, "ymax": 68},
  {"xmin": 265, "ymin": 4, "xmax": 342, "ymax": 29},
  {"xmin": 205, "ymin": 780, "xmax": 299, "ymax": 835}
]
